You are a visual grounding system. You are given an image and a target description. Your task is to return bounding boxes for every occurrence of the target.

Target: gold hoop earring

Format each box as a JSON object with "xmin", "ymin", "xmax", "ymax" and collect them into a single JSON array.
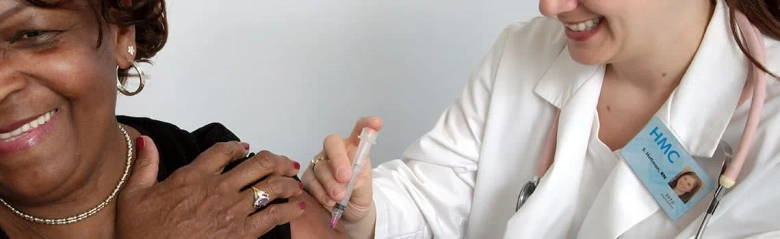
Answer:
[{"xmin": 116, "ymin": 61, "xmax": 146, "ymax": 96}]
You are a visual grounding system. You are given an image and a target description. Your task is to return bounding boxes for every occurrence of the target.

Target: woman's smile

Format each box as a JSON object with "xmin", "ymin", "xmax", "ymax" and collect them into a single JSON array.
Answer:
[
  {"xmin": 0, "ymin": 109, "xmax": 58, "ymax": 156},
  {"xmin": 562, "ymin": 17, "xmax": 605, "ymax": 42}
]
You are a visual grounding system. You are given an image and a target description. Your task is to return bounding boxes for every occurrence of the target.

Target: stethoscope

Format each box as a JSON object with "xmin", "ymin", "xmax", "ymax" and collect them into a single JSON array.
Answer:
[{"xmin": 514, "ymin": 10, "xmax": 768, "ymax": 239}]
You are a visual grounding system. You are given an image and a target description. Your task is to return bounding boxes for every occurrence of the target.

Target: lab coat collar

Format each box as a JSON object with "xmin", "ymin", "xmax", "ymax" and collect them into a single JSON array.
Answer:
[
  {"xmin": 533, "ymin": 0, "xmax": 748, "ymax": 158},
  {"xmin": 533, "ymin": 48, "xmax": 601, "ymax": 110}
]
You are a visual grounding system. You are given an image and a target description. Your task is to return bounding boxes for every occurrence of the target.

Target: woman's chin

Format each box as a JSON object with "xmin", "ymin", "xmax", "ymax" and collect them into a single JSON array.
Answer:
[
  {"xmin": 565, "ymin": 39, "xmax": 619, "ymax": 66},
  {"xmin": 568, "ymin": 49, "xmax": 613, "ymax": 66},
  {"xmin": 0, "ymin": 162, "xmax": 79, "ymax": 205}
]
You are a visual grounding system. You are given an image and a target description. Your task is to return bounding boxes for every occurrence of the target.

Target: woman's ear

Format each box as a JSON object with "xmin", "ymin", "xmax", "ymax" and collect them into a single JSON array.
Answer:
[
  {"xmin": 115, "ymin": 24, "xmax": 136, "ymax": 70},
  {"xmin": 115, "ymin": 0, "xmax": 137, "ymax": 69}
]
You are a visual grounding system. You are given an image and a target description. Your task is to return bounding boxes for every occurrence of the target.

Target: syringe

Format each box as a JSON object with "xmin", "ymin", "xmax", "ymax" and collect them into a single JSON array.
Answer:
[{"xmin": 329, "ymin": 127, "xmax": 378, "ymax": 229}]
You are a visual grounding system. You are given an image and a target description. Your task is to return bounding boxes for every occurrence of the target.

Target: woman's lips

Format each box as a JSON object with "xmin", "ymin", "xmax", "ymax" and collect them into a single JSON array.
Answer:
[
  {"xmin": 563, "ymin": 17, "xmax": 604, "ymax": 42},
  {"xmin": 0, "ymin": 109, "xmax": 58, "ymax": 156}
]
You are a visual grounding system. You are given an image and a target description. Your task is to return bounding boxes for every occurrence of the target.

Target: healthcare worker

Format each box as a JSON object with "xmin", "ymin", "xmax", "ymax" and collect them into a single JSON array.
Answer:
[{"xmin": 301, "ymin": 0, "xmax": 780, "ymax": 238}]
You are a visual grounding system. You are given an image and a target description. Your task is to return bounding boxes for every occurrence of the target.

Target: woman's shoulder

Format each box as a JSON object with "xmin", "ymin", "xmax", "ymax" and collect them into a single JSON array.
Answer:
[
  {"xmin": 763, "ymin": 35, "xmax": 780, "ymax": 79},
  {"xmin": 471, "ymin": 17, "xmax": 569, "ymax": 99},
  {"xmin": 491, "ymin": 16, "xmax": 568, "ymax": 65},
  {"xmin": 500, "ymin": 16, "xmax": 566, "ymax": 45},
  {"xmin": 116, "ymin": 115, "xmax": 241, "ymax": 180},
  {"xmin": 761, "ymin": 35, "xmax": 780, "ymax": 118},
  {"xmin": 115, "ymin": 116, "xmax": 296, "ymax": 238}
]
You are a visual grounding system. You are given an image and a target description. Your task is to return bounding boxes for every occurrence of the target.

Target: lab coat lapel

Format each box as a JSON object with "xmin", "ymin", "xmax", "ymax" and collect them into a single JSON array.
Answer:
[
  {"xmin": 503, "ymin": 47, "xmax": 603, "ymax": 238},
  {"xmin": 661, "ymin": 0, "xmax": 748, "ymax": 158},
  {"xmin": 674, "ymin": 2, "xmax": 771, "ymax": 237}
]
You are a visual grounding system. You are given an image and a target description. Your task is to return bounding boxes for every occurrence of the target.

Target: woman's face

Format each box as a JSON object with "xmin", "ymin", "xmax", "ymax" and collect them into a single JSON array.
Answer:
[
  {"xmin": 675, "ymin": 175, "xmax": 697, "ymax": 193},
  {"xmin": 0, "ymin": 1, "xmax": 134, "ymax": 201},
  {"xmin": 538, "ymin": 0, "xmax": 694, "ymax": 65}
]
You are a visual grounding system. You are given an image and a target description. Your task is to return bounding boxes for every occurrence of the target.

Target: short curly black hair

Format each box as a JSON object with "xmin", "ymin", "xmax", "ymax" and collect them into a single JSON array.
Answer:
[{"xmin": 24, "ymin": 0, "xmax": 168, "ymax": 77}]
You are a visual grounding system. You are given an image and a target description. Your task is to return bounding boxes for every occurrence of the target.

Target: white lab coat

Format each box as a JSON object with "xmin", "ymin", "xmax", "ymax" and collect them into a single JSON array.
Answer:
[{"xmin": 370, "ymin": 1, "xmax": 780, "ymax": 238}]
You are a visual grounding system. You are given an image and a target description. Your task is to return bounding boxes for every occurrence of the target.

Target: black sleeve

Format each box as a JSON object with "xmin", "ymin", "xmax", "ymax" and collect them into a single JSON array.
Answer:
[{"xmin": 117, "ymin": 116, "xmax": 293, "ymax": 239}]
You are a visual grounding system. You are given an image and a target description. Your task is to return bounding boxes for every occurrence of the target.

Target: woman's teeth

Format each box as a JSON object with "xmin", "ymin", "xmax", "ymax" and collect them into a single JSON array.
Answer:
[
  {"xmin": 566, "ymin": 18, "xmax": 601, "ymax": 32},
  {"xmin": 0, "ymin": 110, "xmax": 56, "ymax": 141}
]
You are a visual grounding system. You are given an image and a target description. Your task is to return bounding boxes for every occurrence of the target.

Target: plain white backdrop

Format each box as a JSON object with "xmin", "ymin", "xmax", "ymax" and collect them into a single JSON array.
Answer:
[{"xmin": 116, "ymin": 1, "xmax": 542, "ymax": 173}]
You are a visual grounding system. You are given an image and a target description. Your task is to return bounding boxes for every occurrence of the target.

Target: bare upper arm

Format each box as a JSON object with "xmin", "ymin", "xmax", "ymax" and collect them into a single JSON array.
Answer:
[{"xmin": 289, "ymin": 191, "xmax": 349, "ymax": 239}]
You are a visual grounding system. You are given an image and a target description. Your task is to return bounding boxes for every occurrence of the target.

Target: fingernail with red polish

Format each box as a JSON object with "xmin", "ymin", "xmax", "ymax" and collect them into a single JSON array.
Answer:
[
  {"xmin": 298, "ymin": 182, "xmax": 304, "ymax": 190},
  {"xmin": 241, "ymin": 142, "xmax": 250, "ymax": 150},
  {"xmin": 136, "ymin": 137, "xmax": 145, "ymax": 152},
  {"xmin": 293, "ymin": 161, "xmax": 300, "ymax": 170},
  {"xmin": 298, "ymin": 201, "xmax": 306, "ymax": 210}
]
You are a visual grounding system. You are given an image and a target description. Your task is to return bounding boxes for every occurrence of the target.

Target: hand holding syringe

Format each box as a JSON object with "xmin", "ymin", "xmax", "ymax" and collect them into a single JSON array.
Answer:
[{"xmin": 328, "ymin": 127, "xmax": 378, "ymax": 229}]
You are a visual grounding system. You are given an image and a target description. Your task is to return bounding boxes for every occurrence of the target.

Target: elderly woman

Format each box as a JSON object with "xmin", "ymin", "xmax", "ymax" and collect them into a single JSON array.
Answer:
[{"xmin": 0, "ymin": 0, "xmax": 343, "ymax": 238}]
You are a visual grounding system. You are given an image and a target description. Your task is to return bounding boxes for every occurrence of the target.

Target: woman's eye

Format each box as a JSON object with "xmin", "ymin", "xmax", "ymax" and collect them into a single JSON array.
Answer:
[
  {"xmin": 12, "ymin": 30, "xmax": 50, "ymax": 41},
  {"xmin": 21, "ymin": 31, "xmax": 44, "ymax": 39},
  {"xmin": 8, "ymin": 30, "xmax": 62, "ymax": 48}
]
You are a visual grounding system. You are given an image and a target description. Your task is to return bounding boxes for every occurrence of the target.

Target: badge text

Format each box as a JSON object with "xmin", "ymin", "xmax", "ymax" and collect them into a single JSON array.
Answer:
[{"xmin": 650, "ymin": 126, "xmax": 681, "ymax": 164}]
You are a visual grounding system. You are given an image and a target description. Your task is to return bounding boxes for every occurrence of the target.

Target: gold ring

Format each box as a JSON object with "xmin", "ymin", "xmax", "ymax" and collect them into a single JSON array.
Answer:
[
  {"xmin": 251, "ymin": 186, "xmax": 270, "ymax": 209},
  {"xmin": 310, "ymin": 154, "xmax": 328, "ymax": 169}
]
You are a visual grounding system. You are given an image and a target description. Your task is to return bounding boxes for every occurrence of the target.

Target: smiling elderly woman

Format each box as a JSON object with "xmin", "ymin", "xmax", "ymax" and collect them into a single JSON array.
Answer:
[{"xmin": 0, "ymin": 0, "xmax": 343, "ymax": 238}]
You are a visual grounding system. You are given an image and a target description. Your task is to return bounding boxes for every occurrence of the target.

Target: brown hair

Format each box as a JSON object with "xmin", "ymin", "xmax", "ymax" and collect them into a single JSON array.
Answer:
[
  {"xmin": 24, "ymin": 0, "xmax": 168, "ymax": 79},
  {"xmin": 668, "ymin": 171, "xmax": 702, "ymax": 204},
  {"xmin": 727, "ymin": 0, "xmax": 780, "ymax": 79}
]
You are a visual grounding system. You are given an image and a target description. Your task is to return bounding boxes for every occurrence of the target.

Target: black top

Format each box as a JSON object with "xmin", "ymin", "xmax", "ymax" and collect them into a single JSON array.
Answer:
[{"xmin": 0, "ymin": 116, "xmax": 292, "ymax": 238}]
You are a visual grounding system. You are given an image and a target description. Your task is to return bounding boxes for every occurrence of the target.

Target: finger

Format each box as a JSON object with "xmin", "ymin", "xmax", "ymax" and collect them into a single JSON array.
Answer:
[
  {"xmin": 245, "ymin": 200, "xmax": 306, "ymax": 236},
  {"xmin": 302, "ymin": 168, "xmax": 336, "ymax": 210},
  {"xmin": 190, "ymin": 141, "xmax": 249, "ymax": 174},
  {"xmin": 222, "ymin": 150, "xmax": 300, "ymax": 190},
  {"xmin": 349, "ymin": 154, "xmax": 373, "ymax": 201},
  {"xmin": 323, "ymin": 135, "xmax": 354, "ymax": 185},
  {"xmin": 316, "ymin": 157, "xmax": 348, "ymax": 202},
  {"xmin": 123, "ymin": 136, "xmax": 160, "ymax": 194},
  {"xmin": 347, "ymin": 117, "xmax": 383, "ymax": 145},
  {"xmin": 335, "ymin": 142, "xmax": 373, "ymax": 222},
  {"xmin": 237, "ymin": 176, "xmax": 303, "ymax": 213}
]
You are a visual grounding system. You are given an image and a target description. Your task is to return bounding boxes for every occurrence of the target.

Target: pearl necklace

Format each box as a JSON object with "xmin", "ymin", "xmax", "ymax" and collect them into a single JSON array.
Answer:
[{"xmin": 0, "ymin": 125, "xmax": 133, "ymax": 225}]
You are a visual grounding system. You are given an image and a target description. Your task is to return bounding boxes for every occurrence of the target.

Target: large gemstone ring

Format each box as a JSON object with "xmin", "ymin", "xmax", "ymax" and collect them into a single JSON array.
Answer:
[{"xmin": 252, "ymin": 187, "xmax": 269, "ymax": 209}]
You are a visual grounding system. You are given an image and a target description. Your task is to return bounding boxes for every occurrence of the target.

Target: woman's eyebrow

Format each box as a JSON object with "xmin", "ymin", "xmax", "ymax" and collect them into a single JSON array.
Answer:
[{"xmin": 0, "ymin": 4, "xmax": 24, "ymax": 24}]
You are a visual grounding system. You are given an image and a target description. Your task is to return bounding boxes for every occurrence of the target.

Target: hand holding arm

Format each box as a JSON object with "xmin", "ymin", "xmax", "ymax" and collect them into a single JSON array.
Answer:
[{"xmin": 115, "ymin": 137, "xmax": 306, "ymax": 238}]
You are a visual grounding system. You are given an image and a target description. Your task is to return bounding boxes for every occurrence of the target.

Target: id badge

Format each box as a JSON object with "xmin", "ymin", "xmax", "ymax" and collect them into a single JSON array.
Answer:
[{"xmin": 620, "ymin": 116, "xmax": 715, "ymax": 221}]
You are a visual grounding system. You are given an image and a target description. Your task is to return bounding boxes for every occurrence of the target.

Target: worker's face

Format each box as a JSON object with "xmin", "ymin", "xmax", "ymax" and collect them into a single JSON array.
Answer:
[
  {"xmin": 537, "ymin": 0, "xmax": 705, "ymax": 65},
  {"xmin": 676, "ymin": 175, "xmax": 696, "ymax": 193}
]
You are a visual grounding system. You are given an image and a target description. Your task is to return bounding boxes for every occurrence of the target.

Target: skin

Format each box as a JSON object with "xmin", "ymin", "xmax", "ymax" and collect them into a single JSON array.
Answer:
[
  {"xmin": 0, "ymin": 1, "xmax": 345, "ymax": 238},
  {"xmin": 305, "ymin": 0, "xmax": 719, "ymax": 238},
  {"xmin": 0, "ymin": 2, "xmax": 132, "ymax": 237},
  {"xmin": 673, "ymin": 175, "xmax": 697, "ymax": 196},
  {"xmin": 539, "ymin": 0, "xmax": 715, "ymax": 150},
  {"xmin": 290, "ymin": 191, "xmax": 349, "ymax": 239}
]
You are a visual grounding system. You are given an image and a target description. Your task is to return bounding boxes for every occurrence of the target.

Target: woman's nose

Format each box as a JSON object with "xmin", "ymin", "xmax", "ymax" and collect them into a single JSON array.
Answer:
[
  {"xmin": 0, "ymin": 63, "xmax": 27, "ymax": 105},
  {"xmin": 538, "ymin": 0, "xmax": 578, "ymax": 17}
]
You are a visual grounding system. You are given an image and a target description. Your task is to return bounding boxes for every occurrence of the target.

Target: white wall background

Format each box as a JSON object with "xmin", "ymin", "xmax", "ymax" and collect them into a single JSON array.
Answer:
[{"xmin": 116, "ymin": 1, "xmax": 542, "ymax": 173}]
